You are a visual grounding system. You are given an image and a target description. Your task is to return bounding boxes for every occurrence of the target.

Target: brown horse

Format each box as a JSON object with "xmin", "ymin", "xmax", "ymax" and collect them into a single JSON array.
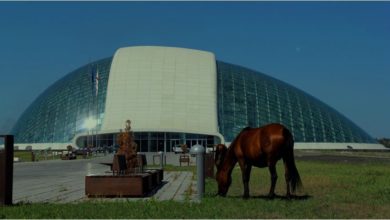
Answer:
[{"xmin": 215, "ymin": 123, "xmax": 302, "ymax": 198}]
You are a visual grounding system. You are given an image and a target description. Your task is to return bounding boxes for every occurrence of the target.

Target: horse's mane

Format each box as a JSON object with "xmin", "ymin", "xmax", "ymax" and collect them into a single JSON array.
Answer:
[
  {"xmin": 228, "ymin": 127, "xmax": 251, "ymax": 150},
  {"xmin": 222, "ymin": 126, "xmax": 252, "ymax": 162}
]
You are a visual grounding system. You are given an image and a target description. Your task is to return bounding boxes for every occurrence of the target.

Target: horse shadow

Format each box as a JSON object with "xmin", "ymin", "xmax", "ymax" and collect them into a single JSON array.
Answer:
[
  {"xmin": 222, "ymin": 194, "xmax": 312, "ymax": 201},
  {"xmin": 254, "ymin": 194, "xmax": 311, "ymax": 200}
]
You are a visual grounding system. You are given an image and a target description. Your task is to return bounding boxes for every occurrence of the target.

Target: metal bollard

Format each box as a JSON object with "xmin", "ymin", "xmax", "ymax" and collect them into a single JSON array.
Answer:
[
  {"xmin": 190, "ymin": 144, "xmax": 205, "ymax": 201},
  {"xmin": 158, "ymin": 151, "xmax": 164, "ymax": 169}
]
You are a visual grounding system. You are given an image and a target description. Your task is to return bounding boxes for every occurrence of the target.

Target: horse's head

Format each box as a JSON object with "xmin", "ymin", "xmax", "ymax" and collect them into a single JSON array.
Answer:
[
  {"xmin": 216, "ymin": 171, "xmax": 232, "ymax": 197},
  {"xmin": 214, "ymin": 144, "xmax": 231, "ymax": 196}
]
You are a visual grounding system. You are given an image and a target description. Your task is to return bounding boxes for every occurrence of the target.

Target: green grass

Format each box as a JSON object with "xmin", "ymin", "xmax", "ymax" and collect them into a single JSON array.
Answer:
[
  {"xmin": 2, "ymin": 159, "xmax": 390, "ymax": 218},
  {"xmin": 13, "ymin": 151, "xmax": 35, "ymax": 162}
]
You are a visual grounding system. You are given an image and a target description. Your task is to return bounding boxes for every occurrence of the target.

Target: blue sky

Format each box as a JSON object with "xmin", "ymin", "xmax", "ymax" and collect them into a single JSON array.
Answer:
[{"xmin": 0, "ymin": 1, "xmax": 389, "ymax": 138}]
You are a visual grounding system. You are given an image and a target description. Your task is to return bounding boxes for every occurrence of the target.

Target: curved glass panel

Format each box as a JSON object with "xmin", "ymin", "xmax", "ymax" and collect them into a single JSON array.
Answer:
[
  {"xmin": 217, "ymin": 61, "xmax": 375, "ymax": 143},
  {"xmin": 11, "ymin": 56, "xmax": 375, "ymax": 145},
  {"xmin": 12, "ymin": 57, "xmax": 112, "ymax": 143}
]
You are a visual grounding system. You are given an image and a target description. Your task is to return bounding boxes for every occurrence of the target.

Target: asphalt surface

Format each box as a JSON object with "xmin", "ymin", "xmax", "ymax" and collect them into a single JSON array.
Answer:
[
  {"xmin": 295, "ymin": 151, "xmax": 390, "ymax": 164},
  {"xmin": 12, "ymin": 154, "xmax": 196, "ymax": 204}
]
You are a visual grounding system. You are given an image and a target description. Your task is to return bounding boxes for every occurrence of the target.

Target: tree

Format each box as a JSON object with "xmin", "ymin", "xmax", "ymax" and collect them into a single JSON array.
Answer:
[
  {"xmin": 377, "ymin": 138, "xmax": 390, "ymax": 148},
  {"xmin": 116, "ymin": 120, "xmax": 139, "ymax": 171}
]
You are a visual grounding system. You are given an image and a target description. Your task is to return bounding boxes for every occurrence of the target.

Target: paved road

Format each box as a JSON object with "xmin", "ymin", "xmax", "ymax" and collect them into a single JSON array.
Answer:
[
  {"xmin": 13, "ymin": 154, "xmax": 196, "ymax": 204},
  {"xmin": 295, "ymin": 150, "xmax": 390, "ymax": 164}
]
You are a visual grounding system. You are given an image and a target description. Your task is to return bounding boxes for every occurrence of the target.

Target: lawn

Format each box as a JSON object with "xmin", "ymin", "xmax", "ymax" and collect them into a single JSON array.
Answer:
[{"xmin": 1, "ymin": 157, "xmax": 390, "ymax": 218}]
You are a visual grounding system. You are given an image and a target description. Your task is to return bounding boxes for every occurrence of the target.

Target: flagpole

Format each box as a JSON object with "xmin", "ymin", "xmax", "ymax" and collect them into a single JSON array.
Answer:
[
  {"xmin": 88, "ymin": 64, "xmax": 93, "ymax": 150},
  {"xmin": 91, "ymin": 65, "xmax": 94, "ymax": 150},
  {"xmin": 95, "ymin": 68, "xmax": 99, "ymax": 151}
]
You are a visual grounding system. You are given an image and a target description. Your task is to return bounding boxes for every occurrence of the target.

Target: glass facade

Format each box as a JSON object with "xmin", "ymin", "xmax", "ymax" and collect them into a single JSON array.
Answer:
[
  {"xmin": 217, "ymin": 61, "xmax": 375, "ymax": 143},
  {"xmin": 12, "ymin": 57, "xmax": 112, "ymax": 143},
  {"xmin": 11, "ymin": 56, "xmax": 376, "ymax": 147},
  {"xmin": 75, "ymin": 132, "xmax": 219, "ymax": 152}
]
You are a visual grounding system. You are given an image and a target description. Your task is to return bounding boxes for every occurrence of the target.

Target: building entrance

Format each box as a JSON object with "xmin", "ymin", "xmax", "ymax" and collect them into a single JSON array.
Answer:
[
  {"xmin": 185, "ymin": 139, "xmax": 207, "ymax": 149},
  {"xmin": 75, "ymin": 131, "xmax": 221, "ymax": 153}
]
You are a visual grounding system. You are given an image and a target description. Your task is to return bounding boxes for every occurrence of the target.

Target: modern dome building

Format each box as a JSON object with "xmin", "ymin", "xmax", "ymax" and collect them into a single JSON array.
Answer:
[{"xmin": 11, "ymin": 46, "xmax": 385, "ymax": 151}]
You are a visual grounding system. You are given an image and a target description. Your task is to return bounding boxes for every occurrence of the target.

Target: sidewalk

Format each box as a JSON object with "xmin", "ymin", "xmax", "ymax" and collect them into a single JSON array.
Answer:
[{"xmin": 13, "ymin": 154, "xmax": 196, "ymax": 204}]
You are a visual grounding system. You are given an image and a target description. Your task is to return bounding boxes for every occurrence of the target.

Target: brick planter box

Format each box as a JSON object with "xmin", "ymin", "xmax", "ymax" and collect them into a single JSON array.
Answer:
[{"xmin": 85, "ymin": 169, "xmax": 163, "ymax": 197}]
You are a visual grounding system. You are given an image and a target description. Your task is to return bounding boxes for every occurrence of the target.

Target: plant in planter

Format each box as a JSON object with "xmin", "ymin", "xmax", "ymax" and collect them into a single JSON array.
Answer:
[{"xmin": 115, "ymin": 120, "xmax": 140, "ymax": 173}]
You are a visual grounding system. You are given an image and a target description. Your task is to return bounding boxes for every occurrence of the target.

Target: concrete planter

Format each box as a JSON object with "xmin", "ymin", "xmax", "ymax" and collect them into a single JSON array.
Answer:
[{"xmin": 85, "ymin": 169, "xmax": 163, "ymax": 197}]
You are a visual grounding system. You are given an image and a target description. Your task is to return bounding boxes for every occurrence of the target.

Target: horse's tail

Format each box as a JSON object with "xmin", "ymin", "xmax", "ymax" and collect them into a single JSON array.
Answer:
[{"xmin": 283, "ymin": 129, "xmax": 302, "ymax": 193}]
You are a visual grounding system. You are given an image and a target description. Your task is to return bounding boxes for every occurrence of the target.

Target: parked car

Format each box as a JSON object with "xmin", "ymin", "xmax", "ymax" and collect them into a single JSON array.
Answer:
[
  {"xmin": 74, "ymin": 147, "xmax": 92, "ymax": 155},
  {"xmin": 172, "ymin": 144, "xmax": 189, "ymax": 154},
  {"xmin": 172, "ymin": 144, "xmax": 184, "ymax": 154}
]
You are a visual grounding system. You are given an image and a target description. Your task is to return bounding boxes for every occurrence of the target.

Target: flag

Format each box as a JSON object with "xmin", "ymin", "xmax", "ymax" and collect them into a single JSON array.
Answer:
[
  {"xmin": 95, "ymin": 69, "xmax": 99, "ymax": 97},
  {"xmin": 91, "ymin": 66, "xmax": 95, "ymax": 96}
]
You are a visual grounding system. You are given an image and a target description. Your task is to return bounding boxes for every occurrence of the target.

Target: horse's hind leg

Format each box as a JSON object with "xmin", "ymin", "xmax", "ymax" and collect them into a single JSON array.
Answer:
[
  {"xmin": 268, "ymin": 164, "xmax": 278, "ymax": 198},
  {"xmin": 238, "ymin": 160, "xmax": 252, "ymax": 198}
]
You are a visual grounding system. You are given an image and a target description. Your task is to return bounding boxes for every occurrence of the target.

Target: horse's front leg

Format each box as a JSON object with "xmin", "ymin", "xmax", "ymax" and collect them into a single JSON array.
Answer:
[
  {"xmin": 268, "ymin": 164, "xmax": 278, "ymax": 198},
  {"xmin": 239, "ymin": 160, "xmax": 252, "ymax": 199}
]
